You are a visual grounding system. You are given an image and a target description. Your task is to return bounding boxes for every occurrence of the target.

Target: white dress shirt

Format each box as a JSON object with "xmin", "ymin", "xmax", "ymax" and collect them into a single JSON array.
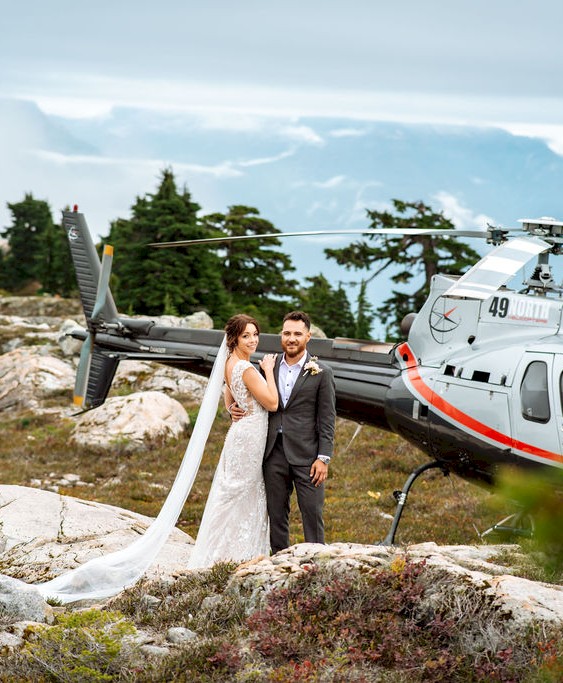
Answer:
[{"xmin": 278, "ymin": 352, "xmax": 307, "ymax": 407}]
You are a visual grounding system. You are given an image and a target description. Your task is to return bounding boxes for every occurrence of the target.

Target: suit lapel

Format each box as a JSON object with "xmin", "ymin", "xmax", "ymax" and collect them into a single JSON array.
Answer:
[{"xmin": 274, "ymin": 355, "xmax": 283, "ymax": 407}]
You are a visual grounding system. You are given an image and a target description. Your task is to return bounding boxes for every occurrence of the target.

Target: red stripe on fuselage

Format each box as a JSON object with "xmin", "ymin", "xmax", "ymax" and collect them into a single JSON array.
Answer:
[{"xmin": 396, "ymin": 342, "xmax": 563, "ymax": 465}]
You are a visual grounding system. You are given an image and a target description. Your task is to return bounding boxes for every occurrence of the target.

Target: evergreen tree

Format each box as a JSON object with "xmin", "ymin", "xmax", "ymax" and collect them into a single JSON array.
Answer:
[
  {"xmin": 296, "ymin": 274, "xmax": 355, "ymax": 338},
  {"xmin": 1, "ymin": 194, "xmax": 75, "ymax": 295},
  {"xmin": 52, "ymin": 211, "xmax": 79, "ymax": 297},
  {"xmin": 201, "ymin": 205, "xmax": 299, "ymax": 331},
  {"xmin": 106, "ymin": 169, "xmax": 231, "ymax": 321},
  {"xmin": 0, "ymin": 246, "xmax": 6, "ymax": 291},
  {"xmin": 326, "ymin": 199, "xmax": 480, "ymax": 340},
  {"xmin": 354, "ymin": 279, "xmax": 375, "ymax": 339},
  {"xmin": 2, "ymin": 194, "xmax": 53, "ymax": 293}
]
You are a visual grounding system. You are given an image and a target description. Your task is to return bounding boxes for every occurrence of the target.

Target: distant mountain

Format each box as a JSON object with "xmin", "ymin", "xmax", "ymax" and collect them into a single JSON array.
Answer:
[
  {"xmin": 55, "ymin": 108, "xmax": 563, "ymax": 229},
  {"xmin": 0, "ymin": 98, "xmax": 97, "ymax": 156}
]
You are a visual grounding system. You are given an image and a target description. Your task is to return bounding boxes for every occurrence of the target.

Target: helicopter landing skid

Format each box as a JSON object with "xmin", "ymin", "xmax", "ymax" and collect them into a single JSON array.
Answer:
[
  {"xmin": 480, "ymin": 510, "xmax": 535, "ymax": 540},
  {"xmin": 381, "ymin": 460, "xmax": 449, "ymax": 546}
]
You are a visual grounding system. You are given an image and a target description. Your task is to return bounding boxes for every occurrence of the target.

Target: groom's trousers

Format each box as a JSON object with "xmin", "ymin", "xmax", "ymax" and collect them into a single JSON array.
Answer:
[{"xmin": 263, "ymin": 432, "xmax": 325, "ymax": 554}]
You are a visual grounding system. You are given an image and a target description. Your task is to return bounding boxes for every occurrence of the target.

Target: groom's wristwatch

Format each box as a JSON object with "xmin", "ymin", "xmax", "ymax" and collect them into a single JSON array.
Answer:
[{"xmin": 317, "ymin": 455, "xmax": 331, "ymax": 465}]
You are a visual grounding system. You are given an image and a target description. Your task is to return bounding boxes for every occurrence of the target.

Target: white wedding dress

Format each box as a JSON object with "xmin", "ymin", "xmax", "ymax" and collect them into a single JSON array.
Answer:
[
  {"xmin": 188, "ymin": 359, "xmax": 269, "ymax": 568},
  {"xmin": 35, "ymin": 338, "xmax": 229, "ymax": 604}
]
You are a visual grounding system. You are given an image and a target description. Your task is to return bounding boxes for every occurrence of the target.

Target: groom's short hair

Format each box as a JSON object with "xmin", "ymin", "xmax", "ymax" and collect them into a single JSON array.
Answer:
[{"xmin": 283, "ymin": 310, "xmax": 311, "ymax": 330}]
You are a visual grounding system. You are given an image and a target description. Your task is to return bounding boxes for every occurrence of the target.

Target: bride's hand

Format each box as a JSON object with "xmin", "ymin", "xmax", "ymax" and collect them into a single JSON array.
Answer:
[{"xmin": 259, "ymin": 353, "xmax": 277, "ymax": 372}]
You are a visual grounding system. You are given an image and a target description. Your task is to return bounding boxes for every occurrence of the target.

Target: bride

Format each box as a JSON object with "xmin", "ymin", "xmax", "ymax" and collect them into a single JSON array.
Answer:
[
  {"xmin": 188, "ymin": 314, "xmax": 278, "ymax": 568},
  {"xmin": 35, "ymin": 314, "xmax": 275, "ymax": 603}
]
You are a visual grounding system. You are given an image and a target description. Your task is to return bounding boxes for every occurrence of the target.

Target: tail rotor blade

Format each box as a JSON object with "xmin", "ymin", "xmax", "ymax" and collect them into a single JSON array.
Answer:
[
  {"xmin": 91, "ymin": 245, "xmax": 114, "ymax": 322},
  {"xmin": 73, "ymin": 335, "xmax": 93, "ymax": 408},
  {"xmin": 75, "ymin": 245, "xmax": 113, "ymax": 408}
]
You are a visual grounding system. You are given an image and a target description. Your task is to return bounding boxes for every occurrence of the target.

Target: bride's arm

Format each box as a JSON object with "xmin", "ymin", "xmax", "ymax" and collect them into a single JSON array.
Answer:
[{"xmin": 243, "ymin": 354, "xmax": 278, "ymax": 411}]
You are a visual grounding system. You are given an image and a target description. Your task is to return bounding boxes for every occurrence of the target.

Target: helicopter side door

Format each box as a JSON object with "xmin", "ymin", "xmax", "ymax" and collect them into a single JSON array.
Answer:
[{"xmin": 511, "ymin": 352, "xmax": 559, "ymax": 465}]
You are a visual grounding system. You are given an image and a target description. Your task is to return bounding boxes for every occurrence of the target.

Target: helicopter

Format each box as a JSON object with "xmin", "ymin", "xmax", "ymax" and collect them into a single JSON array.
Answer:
[{"xmin": 62, "ymin": 207, "xmax": 563, "ymax": 544}]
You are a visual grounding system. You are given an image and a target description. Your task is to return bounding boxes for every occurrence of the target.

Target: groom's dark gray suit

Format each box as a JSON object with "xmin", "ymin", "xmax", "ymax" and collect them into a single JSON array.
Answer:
[{"xmin": 263, "ymin": 352, "xmax": 336, "ymax": 553}]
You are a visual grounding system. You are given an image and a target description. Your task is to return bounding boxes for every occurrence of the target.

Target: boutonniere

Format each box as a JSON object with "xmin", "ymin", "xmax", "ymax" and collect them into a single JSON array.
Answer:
[{"xmin": 303, "ymin": 356, "xmax": 322, "ymax": 376}]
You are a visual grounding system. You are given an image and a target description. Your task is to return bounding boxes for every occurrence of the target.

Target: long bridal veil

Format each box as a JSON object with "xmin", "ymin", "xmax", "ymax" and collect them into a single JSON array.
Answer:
[{"xmin": 36, "ymin": 337, "xmax": 228, "ymax": 604}]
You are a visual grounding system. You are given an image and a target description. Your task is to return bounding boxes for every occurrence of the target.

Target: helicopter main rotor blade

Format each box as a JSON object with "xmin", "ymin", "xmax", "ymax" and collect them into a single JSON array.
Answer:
[
  {"xmin": 150, "ymin": 228, "xmax": 500, "ymax": 248},
  {"xmin": 444, "ymin": 236, "xmax": 550, "ymax": 300}
]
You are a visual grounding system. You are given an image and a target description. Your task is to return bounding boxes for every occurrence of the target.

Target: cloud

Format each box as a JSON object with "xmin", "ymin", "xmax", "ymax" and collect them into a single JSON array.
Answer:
[
  {"xmin": 279, "ymin": 124, "xmax": 324, "ymax": 145},
  {"xmin": 497, "ymin": 123, "xmax": 563, "ymax": 157},
  {"xmin": 31, "ymin": 150, "xmax": 243, "ymax": 179},
  {"xmin": 237, "ymin": 149, "xmax": 296, "ymax": 168},
  {"xmin": 328, "ymin": 128, "xmax": 367, "ymax": 138},
  {"xmin": 432, "ymin": 191, "xmax": 494, "ymax": 230},
  {"xmin": 305, "ymin": 199, "xmax": 340, "ymax": 217},
  {"xmin": 32, "ymin": 95, "xmax": 114, "ymax": 120},
  {"xmin": 10, "ymin": 71, "xmax": 563, "ymax": 152},
  {"xmin": 312, "ymin": 175, "xmax": 346, "ymax": 189}
]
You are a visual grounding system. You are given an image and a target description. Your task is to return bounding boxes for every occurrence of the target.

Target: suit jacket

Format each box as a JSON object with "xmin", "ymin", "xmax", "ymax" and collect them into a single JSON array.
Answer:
[{"xmin": 264, "ymin": 352, "xmax": 336, "ymax": 466}]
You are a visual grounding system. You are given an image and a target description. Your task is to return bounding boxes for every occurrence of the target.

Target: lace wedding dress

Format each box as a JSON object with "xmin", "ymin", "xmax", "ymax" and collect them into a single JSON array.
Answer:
[
  {"xmin": 188, "ymin": 359, "xmax": 269, "ymax": 568},
  {"xmin": 35, "ymin": 338, "xmax": 229, "ymax": 604}
]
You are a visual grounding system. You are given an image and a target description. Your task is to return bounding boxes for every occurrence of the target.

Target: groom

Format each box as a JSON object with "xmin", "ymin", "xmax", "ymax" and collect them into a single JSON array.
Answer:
[{"xmin": 263, "ymin": 310, "xmax": 336, "ymax": 553}]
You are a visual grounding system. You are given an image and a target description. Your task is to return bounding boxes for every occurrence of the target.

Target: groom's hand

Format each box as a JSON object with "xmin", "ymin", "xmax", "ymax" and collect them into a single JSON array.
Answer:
[
  {"xmin": 229, "ymin": 404, "xmax": 246, "ymax": 422},
  {"xmin": 310, "ymin": 459, "xmax": 328, "ymax": 486}
]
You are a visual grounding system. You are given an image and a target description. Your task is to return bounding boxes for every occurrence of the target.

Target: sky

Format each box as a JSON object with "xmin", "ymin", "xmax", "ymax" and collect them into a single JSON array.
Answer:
[
  {"xmin": 3, "ymin": 1, "xmax": 562, "ymax": 123},
  {"xmin": 2, "ymin": 0, "xmax": 563, "ymax": 329},
  {"xmin": 3, "ymin": 1, "xmax": 563, "ymax": 190}
]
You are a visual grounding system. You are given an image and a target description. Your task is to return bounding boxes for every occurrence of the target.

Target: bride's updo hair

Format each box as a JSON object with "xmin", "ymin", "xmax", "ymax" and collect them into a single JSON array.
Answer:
[{"xmin": 225, "ymin": 314, "xmax": 260, "ymax": 353}]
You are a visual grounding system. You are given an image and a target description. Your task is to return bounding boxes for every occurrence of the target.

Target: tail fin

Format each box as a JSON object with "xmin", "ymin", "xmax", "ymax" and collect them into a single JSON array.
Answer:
[
  {"xmin": 63, "ymin": 208, "xmax": 120, "ymax": 409},
  {"xmin": 62, "ymin": 209, "xmax": 118, "ymax": 325},
  {"xmin": 82, "ymin": 348, "xmax": 120, "ymax": 409}
]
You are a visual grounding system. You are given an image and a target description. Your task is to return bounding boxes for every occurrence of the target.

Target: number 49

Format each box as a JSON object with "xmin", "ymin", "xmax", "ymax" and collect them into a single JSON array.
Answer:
[{"xmin": 489, "ymin": 296, "xmax": 509, "ymax": 318}]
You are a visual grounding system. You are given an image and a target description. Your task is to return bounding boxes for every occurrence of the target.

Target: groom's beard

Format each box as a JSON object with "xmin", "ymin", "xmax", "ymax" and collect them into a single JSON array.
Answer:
[{"xmin": 283, "ymin": 345, "xmax": 307, "ymax": 360}]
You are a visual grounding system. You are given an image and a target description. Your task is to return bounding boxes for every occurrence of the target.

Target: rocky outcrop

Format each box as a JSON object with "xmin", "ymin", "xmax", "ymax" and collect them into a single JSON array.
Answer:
[
  {"xmin": 0, "ymin": 303, "xmax": 209, "ymax": 436},
  {"xmin": 0, "ymin": 484, "xmax": 561, "ymax": 667},
  {"xmin": 113, "ymin": 361, "xmax": 207, "ymax": 401},
  {"xmin": 0, "ymin": 296, "xmax": 83, "ymax": 318},
  {"xmin": 0, "ymin": 347, "xmax": 75, "ymax": 413},
  {"xmin": 70, "ymin": 391, "xmax": 190, "ymax": 452},
  {"xmin": 231, "ymin": 542, "xmax": 563, "ymax": 629},
  {"xmin": 0, "ymin": 485, "xmax": 193, "ymax": 584}
]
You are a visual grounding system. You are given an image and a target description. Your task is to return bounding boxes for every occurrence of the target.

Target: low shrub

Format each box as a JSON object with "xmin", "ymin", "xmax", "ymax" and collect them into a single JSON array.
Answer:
[
  {"xmin": 246, "ymin": 561, "xmax": 562, "ymax": 682},
  {"xmin": 110, "ymin": 562, "xmax": 242, "ymax": 635},
  {"xmin": 0, "ymin": 609, "xmax": 139, "ymax": 683}
]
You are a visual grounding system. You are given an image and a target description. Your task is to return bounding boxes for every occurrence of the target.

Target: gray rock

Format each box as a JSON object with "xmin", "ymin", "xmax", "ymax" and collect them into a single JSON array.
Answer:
[
  {"xmin": 57, "ymin": 319, "xmax": 85, "ymax": 356},
  {"xmin": 181, "ymin": 311, "xmax": 213, "ymax": 329},
  {"xmin": 0, "ymin": 347, "xmax": 74, "ymax": 412},
  {"xmin": 200, "ymin": 594, "xmax": 223, "ymax": 610},
  {"xmin": 113, "ymin": 361, "xmax": 207, "ymax": 401},
  {"xmin": 0, "ymin": 485, "xmax": 194, "ymax": 584},
  {"xmin": 0, "ymin": 296, "xmax": 83, "ymax": 318},
  {"xmin": 166, "ymin": 626, "xmax": 198, "ymax": 644},
  {"xmin": 0, "ymin": 575, "xmax": 53, "ymax": 623},
  {"xmin": 0, "ymin": 630, "xmax": 24, "ymax": 653},
  {"xmin": 310, "ymin": 323, "xmax": 326, "ymax": 338},
  {"xmin": 70, "ymin": 391, "xmax": 189, "ymax": 452},
  {"xmin": 140, "ymin": 595, "xmax": 162, "ymax": 612},
  {"xmin": 139, "ymin": 644, "xmax": 171, "ymax": 657},
  {"xmin": 232, "ymin": 542, "xmax": 563, "ymax": 630}
]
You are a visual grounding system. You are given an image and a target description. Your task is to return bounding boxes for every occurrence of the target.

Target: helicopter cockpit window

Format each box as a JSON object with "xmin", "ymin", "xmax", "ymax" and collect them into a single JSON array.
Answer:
[{"xmin": 520, "ymin": 361, "xmax": 550, "ymax": 423}]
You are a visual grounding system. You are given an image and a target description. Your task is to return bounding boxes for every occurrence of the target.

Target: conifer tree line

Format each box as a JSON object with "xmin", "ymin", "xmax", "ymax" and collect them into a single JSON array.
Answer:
[{"xmin": 0, "ymin": 170, "xmax": 479, "ymax": 340}]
